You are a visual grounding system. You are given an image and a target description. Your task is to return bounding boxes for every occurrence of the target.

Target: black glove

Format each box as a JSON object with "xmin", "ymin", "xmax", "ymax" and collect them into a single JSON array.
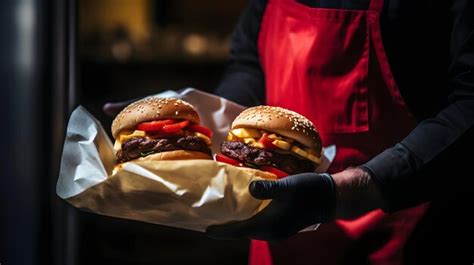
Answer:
[{"xmin": 206, "ymin": 173, "xmax": 336, "ymax": 241}]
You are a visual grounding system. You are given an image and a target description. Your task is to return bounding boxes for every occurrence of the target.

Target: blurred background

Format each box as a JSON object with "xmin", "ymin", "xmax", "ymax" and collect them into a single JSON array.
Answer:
[
  {"xmin": 80, "ymin": 0, "xmax": 246, "ymax": 127},
  {"xmin": 0, "ymin": 0, "xmax": 249, "ymax": 264}
]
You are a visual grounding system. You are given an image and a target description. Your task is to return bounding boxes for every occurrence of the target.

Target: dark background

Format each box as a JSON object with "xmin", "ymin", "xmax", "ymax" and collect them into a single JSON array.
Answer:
[{"xmin": 0, "ymin": 1, "xmax": 250, "ymax": 264}]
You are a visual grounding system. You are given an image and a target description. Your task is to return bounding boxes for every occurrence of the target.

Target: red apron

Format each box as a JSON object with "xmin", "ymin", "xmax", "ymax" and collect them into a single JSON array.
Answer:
[{"xmin": 250, "ymin": 0, "xmax": 429, "ymax": 264}]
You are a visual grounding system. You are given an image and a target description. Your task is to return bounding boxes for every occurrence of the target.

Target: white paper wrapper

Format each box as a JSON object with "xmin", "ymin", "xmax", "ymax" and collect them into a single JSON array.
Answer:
[{"xmin": 57, "ymin": 88, "xmax": 335, "ymax": 232}]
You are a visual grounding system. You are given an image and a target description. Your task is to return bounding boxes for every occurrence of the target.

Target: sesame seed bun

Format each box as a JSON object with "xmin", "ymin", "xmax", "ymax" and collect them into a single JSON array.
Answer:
[
  {"xmin": 231, "ymin": 106, "xmax": 322, "ymax": 151},
  {"xmin": 132, "ymin": 150, "xmax": 212, "ymax": 162},
  {"xmin": 114, "ymin": 150, "xmax": 213, "ymax": 171},
  {"xmin": 111, "ymin": 97, "xmax": 200, "ymax": 139},
  {"xmin": 238, "ymin": 167, "xmax": 278, "ymax": 180}
]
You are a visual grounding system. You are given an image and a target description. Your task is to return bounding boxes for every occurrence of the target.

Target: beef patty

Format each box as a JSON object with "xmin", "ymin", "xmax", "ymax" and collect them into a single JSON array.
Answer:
[
  {"xmin": 220, "ymin": 141, "xmax": 315, "ymax": 175},
  {"xmin": 116, "ymin": 136, "xmax": 211, "ymax": 163}
]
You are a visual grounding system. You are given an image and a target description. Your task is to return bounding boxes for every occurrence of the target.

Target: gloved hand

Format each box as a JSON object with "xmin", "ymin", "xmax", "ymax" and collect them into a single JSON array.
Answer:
[{"xmin": 206, "ymin": 173, "xmax": 336, "ymax": 241}]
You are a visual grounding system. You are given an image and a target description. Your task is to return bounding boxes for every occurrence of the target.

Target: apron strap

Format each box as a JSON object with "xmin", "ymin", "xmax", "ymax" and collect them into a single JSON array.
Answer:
[{"xmin": 369, "ymin": 0, "xmax": 384, "ymax": 12}]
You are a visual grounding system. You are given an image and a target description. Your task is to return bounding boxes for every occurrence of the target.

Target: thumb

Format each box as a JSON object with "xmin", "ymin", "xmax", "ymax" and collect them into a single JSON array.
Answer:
[
  {"xmin": 103, "ymin": 97, "xmax": 142, "ymax": 117},
  {"xmin": 103, "ymin": 102, "xmax": 130, "ymax": 117},
  {"xmin": 249, "ymin": 180, "xmax": 286, "ymax": 200}
]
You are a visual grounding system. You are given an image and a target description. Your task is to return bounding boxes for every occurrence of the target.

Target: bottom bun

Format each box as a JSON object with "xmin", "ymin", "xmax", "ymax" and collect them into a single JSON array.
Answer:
[
  {"xmin": 120, "ymin": 150, "xmax": 212, "ymax": 165},
  {"xmin": 137, "ymin": 150, "xmax": 212, "ymax": 161},
  {"xmin": 113, "ymin": 150, "xmax": 212, "ymax": 173},
  {"xmin": 239, "ymin": 167, "xmax": 278, "ymax": 180}
]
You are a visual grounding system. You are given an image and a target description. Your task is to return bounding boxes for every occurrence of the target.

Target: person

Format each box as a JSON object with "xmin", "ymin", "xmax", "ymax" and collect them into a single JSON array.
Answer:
[{"xmin": 104, "ymin": 0, "xmax": 474, "ymax": 264}]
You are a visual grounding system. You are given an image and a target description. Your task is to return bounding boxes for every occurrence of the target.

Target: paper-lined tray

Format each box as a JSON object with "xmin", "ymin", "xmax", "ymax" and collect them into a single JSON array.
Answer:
[{"xmin": 57, "ymin": 88, "xmax": 335, "ymax": 232}]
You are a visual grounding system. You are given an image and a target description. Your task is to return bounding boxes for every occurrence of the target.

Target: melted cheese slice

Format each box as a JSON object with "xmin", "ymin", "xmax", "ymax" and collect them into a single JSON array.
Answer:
[
  {"xmin": 114, "ymin": 130, "xmax": 146, "ymax": 151},
  {"xmin": 272, "ymin": 139, "xmax": 291, "ymax": 150},
  {"xmin": 194, "ymin": 132, "xmax": 212, "ymax": 145},
  {"xmin": 231, "ymin": 128, "xmax": 261, "ymax": 138}
]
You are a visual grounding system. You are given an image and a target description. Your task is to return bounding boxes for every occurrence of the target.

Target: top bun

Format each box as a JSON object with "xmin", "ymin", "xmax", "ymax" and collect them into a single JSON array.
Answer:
[
  {"xmin": 232, "ymin": 106, "xmax": 321, "ymax": 150},
  {"xmin": 111, "ymin": 97, "xmax": 200, "ymax": 139}
]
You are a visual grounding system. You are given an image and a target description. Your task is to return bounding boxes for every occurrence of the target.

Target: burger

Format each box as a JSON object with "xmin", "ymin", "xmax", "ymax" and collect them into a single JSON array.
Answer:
[
  {"xmin": 216, "ymin": 106, "xmax": 322, "ymax": 179},
  {"xmin": 111, "ymin": 97, "xmax": 213, "ymax": 163}
]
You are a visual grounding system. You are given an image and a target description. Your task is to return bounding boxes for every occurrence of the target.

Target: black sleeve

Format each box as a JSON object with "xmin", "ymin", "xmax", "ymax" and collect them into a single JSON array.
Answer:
[
  {"xmin": 213, "ymin": 0, "xmax": 267, "ymax": 107},
  {"xmin": 362, "ymin": 0, "xmax": 474, "ymax": 212}
]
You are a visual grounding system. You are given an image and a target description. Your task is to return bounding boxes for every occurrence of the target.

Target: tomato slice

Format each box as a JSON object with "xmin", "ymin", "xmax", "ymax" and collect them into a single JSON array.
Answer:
[
  {"xmin": 260, "ymin": 166, "xmax": 289, "ymax": 179},
  {"xmin": 162, "ymin": 120, "xmax": 189, "ymax": 133},
  {"xmin": 137, "ymin": 119, "xmax": 176, "ymax": 132},
  {"xmin": 147, "ymin": 129, "xmax": 185, "ymax": 138},
  {"xmin": 258, "ymin": 133, "xmax": 277, "ymax": 149},
  {"xmin": 187, "ymin": 124, "xmax": 213, "ymax": 138},
  {"xmin": 215, "ymin": 153, "xmax": 242, "ymax": 166}
]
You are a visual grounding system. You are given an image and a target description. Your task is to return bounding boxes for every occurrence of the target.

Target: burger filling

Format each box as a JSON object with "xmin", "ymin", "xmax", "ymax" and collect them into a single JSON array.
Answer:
[
  {"xmin": 114, "ymin": 119, "xmax": 213, "ymax": 162},
  {"xmin": 217, "ymin": 128, "xmax": 321, "ymax": 177},
  {"xmin": 117, "ymin": 135, "xmax": 211, "ymax": 163},
  {"xmin": 220, "ymin": 141, "xmax": 315, "ymax": 175}
]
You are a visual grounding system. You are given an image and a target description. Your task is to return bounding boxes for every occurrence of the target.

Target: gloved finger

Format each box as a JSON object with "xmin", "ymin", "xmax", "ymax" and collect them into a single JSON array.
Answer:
[
  {"xmin": 206, "ymin": 198, "xmax": 281, "ymax": 239},
  {"xmin": 102, "ymin": 98, "xmax": 140, "ymax": 117},
  {"xmin": 206, "ymin": 198, "xmax": 285, "ymax": 240},
  {"xmin": 206, "ymin": 218, "xmax": 261, "ymax": 240},
  {"xmin": 249, "ymin": 179, "xmax": 287, "ymax": 200}
]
